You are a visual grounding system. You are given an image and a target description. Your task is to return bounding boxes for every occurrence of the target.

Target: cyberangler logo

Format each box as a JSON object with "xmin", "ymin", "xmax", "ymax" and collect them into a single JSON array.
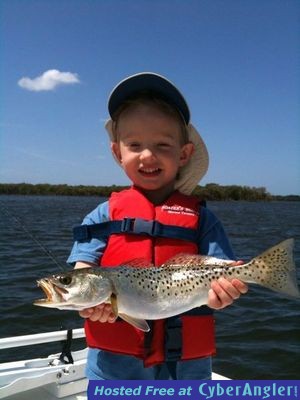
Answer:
[{"xmin": 198, "ymin": 382, "xmax": 298, "ymax": 400}]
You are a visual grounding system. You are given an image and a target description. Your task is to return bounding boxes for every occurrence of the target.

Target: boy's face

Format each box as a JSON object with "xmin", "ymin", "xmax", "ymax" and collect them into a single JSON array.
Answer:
[{"xmin": 111, "ymin": 104, "xmax": 194, "ymax": 202}]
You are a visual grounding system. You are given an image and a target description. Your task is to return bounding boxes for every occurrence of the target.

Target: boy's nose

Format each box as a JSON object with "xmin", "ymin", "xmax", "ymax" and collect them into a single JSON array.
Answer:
[{"xmin": 140, "ymin": 148, "xmax": 155, "ymax": 161}]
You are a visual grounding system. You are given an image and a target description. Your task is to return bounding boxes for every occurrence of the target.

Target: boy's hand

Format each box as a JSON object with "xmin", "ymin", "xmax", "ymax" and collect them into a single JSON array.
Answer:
[
  {"xmin": 75, "ymin": 262, "xmax": 117, "ymax": 323},
  {"xmin": 79, "ymin": 303, "xmax": 117, "ymax": 323},
  {"xmin": 208, "ymin": 261, "xmax": 248, "ymax": 310}
]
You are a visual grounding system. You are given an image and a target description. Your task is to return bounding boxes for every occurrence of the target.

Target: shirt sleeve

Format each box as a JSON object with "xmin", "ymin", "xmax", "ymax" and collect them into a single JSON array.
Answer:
[
  {"xmin": 67, "ymin": 201, "xmax": 109, "ymax": 266},
  {"xmin": 198, "ymin": 206, "xmax": 235, "ymax": 260}
]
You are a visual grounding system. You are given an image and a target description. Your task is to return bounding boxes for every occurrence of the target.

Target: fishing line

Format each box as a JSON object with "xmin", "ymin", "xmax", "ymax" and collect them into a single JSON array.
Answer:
[{"xmin": 0, "ymin": 201, "xmax": 66, "ymax": 271}]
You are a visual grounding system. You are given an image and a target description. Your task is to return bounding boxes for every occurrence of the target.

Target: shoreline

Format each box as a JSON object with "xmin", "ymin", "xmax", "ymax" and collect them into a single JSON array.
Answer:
[{"xmin": 0, "ymin": 183, "xmax": 299, "ymax": 201}]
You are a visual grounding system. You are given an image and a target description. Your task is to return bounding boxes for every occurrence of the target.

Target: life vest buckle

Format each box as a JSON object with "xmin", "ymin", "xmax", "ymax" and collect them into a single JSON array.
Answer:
[
  {"xmin": 120, "ymin": 217, "xmax": 135, "ymax": 233},
  {"xmin": 121, "ymin": 218, "xmax": 157, "ymax": 237}
]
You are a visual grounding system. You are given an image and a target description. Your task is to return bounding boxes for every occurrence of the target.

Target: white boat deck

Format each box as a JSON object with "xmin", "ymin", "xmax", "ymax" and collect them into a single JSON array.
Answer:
[{"xmin": 0, "ymin": 329, "xmax": 229, "ymax": 400}]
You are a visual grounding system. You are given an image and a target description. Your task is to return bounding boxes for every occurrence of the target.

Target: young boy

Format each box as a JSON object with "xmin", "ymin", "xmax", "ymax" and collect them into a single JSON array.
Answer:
[{"xmin": 67, "ymin": 72, "xmax": 248, "ymax": 380}]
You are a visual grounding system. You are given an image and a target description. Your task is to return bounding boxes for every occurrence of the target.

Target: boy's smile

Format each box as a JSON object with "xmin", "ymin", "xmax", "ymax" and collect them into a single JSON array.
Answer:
[
  {"xmin": 111, "ymin": 104, "xmax": 194, "ymax": 204},
  {"xmin": 138, "ymin": 167, "xmax": 162, "ymax": 177}
]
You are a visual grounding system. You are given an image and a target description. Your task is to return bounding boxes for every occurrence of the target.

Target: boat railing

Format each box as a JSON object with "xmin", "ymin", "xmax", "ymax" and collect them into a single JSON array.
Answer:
[
  {"xmin": 0, "ymin": 329, "xmax": 88, "ymax": 399},
  {"xmin": 0, "ymin": 328, "xmax": 85, "ymax": 350}
]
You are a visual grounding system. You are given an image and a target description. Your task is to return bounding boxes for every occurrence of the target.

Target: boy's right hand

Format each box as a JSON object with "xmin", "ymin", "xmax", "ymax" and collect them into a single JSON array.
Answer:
[
  {"xmin": 79, "ymin": 303, "xmax": 117, "ymax": 323},
  {"xmin": 75, "ymin": 262, "xmax": 117, "ymax": 323}
]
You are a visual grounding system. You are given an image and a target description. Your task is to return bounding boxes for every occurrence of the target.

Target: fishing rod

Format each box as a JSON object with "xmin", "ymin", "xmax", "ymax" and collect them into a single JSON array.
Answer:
[{"xmin": 0, "ymin": 201, "xmax": 66, "ymax": 271}]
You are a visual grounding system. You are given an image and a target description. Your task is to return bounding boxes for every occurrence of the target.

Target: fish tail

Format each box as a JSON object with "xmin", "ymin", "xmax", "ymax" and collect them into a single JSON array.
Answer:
[{"xmin": 251, "ymin": 238, "xmax": 299, "ymax": 297}]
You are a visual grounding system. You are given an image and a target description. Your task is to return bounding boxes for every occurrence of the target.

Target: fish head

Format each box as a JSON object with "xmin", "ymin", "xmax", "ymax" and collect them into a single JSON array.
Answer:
[{"xmin": 34, "ymin": 268, "xmax": 113, "ymax": 310}]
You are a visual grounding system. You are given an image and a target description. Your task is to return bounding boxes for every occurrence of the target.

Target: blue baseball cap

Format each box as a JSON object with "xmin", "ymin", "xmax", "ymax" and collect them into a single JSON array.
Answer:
[{"xmin": 108, "ymin": 72, "xmax": 190, "ymax": 125}]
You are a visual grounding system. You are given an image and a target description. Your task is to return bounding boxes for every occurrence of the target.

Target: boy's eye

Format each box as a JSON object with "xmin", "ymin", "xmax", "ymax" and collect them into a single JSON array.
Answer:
[
  {"xmin": 158, "ymin": 142, "xmax": 172, "ymax": 148},
  {"xmin": 128, "ymin": 142, "xmax": 140, "ymax": 148}
]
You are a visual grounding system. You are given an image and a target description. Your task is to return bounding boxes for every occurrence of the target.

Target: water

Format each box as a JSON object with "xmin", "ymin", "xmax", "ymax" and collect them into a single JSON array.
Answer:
[{"xmin": 0, "ymin": 195, "xmax": 299, "ymax": 379}]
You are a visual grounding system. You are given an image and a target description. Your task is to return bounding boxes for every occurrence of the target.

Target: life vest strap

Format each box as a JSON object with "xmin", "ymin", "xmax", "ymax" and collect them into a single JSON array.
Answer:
[
  {"xmin": 165, "ymin": 317, "xmax": 183, "ymax": 361},
  {"xmin": 73, "ymin": 218, "xmax": 198, "ymax": 243}
]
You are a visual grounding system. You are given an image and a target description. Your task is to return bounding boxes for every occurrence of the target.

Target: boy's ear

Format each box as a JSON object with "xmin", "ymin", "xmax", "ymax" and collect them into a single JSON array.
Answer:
[
  {"xmin": 111, "ymin": 142, "xmax": 122, "ymax": 164},
  {"xmin": 179, "ymin": 142, "xmax": 194, "ymax": 167}
]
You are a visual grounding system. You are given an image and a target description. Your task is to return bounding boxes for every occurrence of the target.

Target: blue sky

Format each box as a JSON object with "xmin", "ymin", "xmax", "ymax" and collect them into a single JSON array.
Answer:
[{"xmin": 1, "ymin": 0, "xmax": 299, "ymax": 195}]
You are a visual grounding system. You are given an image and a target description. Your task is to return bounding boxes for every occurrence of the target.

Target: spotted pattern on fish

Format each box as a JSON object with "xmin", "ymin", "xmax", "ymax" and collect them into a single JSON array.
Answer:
[{"xmin": 34, "ymin": 239, "xmax": 299, "ymax": 328}]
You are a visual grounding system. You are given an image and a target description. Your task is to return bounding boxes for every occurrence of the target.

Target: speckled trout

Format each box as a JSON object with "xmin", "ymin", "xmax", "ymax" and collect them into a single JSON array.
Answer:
[{"xmin": 34, "ymin": 239, "xmax": 299, "ymax": 331}]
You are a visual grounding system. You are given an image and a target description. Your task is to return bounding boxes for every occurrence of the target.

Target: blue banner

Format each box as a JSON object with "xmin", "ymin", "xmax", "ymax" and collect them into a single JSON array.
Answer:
[{"xmin": 88, "ymin": 380, "xmax": 299, "ymax": 400}]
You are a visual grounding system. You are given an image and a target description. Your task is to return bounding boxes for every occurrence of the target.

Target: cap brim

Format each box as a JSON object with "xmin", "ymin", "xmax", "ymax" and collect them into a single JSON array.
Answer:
[{"xmin": 174, "ymin": 123, "xmax": 209, "ymax": 194}]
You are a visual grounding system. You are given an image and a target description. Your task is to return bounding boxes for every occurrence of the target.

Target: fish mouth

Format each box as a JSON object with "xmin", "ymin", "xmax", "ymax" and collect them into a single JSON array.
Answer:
[
  {"xmin": 36, "ymin": 279, "xmax": 53, "ymax": 302},
  {"xmin": 34, "ymin": 279, "xmax": 68, "ymax": 305}
]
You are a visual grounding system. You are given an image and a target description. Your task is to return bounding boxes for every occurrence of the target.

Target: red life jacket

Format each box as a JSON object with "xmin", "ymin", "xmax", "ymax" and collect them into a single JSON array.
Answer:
[{"xmin": 84, "ymin": 186, "xmax": 215, "ymax": 367}]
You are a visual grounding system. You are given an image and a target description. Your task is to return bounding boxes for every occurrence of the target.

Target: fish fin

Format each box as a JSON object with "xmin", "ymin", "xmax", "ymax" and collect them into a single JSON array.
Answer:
[
  {"xmin": 252, "ymin": 238, "xmax": 300, "ymax": 298},
  {"xmin": 162, "ymin": 253, "xmax": 203, "ymax": 267},
  {"xmin": 124, "ymin": 258, "xmax": 154, "ymax": 268},
  {"xmin": 162, "ymin": 253, "xmax": 234, "ymax": 268},
  {"xmin": 118, "ymin": 313, "xmax": 150, "ymax": 332},
  {"xmin": 110, "ymin": 293, "xmax": 118, "ymax": 317}
]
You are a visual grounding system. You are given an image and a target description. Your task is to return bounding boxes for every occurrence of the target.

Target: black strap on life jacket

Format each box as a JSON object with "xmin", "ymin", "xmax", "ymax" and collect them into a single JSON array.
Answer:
[
  {"xmin": 164, "ymin": 306, "xmax": 213, "ymax": 362},
  {"xmin": 143, "ymin": 306, "xmax": 213, "ymax": 364},
  {"xmin": 73, "ymin": 198, "xmax": 206, "ymax": 243},
  {"xmin": 165, "ymin": 316, "xmax": 183, "ymax": 361},
  {"xmin": 73, "ymin": 218, "xmax": 199, "ymax": 243}
]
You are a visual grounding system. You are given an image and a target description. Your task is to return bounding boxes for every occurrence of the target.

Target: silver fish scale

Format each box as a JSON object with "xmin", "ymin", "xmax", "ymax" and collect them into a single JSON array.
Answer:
[
  {"xmin": 104, "ymin": 264, "xmax": 228, "ymax": 300},
  {"xmin": 102, "ymin": 265, "xmax": 213, "ymax": 318}
]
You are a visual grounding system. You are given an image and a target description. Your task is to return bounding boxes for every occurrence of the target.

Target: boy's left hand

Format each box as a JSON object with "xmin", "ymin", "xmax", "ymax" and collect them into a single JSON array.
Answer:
[{"xmin": 208, "ymin": 261, "xmax": 248, "ymax": 310}]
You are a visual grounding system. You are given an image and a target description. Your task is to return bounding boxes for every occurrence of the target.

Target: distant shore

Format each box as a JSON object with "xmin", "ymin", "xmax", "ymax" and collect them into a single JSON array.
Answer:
[{"xmin": 0, "ymin": 183, "xmax": 299, "ymax": 201}]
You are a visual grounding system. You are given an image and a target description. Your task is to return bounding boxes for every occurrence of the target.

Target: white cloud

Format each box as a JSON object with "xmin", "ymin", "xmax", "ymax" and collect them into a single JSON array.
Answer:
[{"xmin": 18, "ymin": 69, "xmax": 80, "ymax": 92}]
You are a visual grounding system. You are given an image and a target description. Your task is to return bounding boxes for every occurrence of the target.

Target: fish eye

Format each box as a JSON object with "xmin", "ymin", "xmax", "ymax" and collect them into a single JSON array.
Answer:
[{"xmin": 59, "ymin": 275, "xmax": 72, "ymax": 286}]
